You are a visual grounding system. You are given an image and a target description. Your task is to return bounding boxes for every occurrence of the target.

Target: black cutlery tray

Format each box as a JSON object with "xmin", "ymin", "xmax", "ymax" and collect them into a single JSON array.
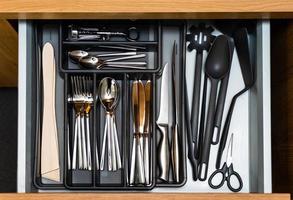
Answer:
[{"xmin": 32, "ymin": 20, "xmax": 187, "ymax": 190}]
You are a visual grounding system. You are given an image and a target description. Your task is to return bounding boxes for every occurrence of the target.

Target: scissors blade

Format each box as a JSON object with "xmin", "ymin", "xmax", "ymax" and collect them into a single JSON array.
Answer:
[
  {"xmin": 226, "ymin": 133, "xmax": 234, "ymax": 166},
  {"xmin": 157, "ymin": 63, "xmax": 170, "ymax": 125}
]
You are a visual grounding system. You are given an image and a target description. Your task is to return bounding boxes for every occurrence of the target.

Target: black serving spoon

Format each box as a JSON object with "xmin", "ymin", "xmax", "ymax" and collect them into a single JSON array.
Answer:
[{"xmin": 198, "ymin": 35, "xmax": 231, "ymax": 181}]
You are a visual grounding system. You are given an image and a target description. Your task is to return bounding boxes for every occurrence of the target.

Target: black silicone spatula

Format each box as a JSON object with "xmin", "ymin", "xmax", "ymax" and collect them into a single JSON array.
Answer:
[
  {"xmin": 198, "ymin": 35, "xmax": 231, "ymax": 181},
  {"xmin": 215, "ymin": 28, "xmax": 254, "ymax": 169}
]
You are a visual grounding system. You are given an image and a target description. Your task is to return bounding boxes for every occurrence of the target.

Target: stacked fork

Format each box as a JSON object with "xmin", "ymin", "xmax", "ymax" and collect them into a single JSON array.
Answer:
[{"xmin": 69, "ymin": 76, "xmax": 98, "ymax": 170}]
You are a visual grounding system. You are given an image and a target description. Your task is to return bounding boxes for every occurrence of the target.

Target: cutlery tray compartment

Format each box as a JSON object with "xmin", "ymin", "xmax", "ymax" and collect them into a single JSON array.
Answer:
[{"xmin": 31, "ymin": 20, "xmax": 187, "ymax": 190}]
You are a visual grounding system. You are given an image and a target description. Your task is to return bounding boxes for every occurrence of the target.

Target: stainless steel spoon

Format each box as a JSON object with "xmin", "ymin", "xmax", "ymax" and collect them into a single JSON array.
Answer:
[
  {"xmin": 98, "ymin": 77, "xmax": 121, "ymax": 171},
  {"xmin": 69, "ymin": 50, "xmax": 138, "ymax": 63}
]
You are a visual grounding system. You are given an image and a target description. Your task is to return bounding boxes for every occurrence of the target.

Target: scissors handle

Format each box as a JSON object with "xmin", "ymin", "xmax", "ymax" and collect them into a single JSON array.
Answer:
[
  {"xmin": 208, "ymin": 163, "xmax": 243, "ymax": 192},
  {"xmin": 226, "ymin": 164, "xmax": 243, "ymax": 192},
  {"xmin": 208, "ymin": 163, "xmax": 227, "ymax": 189}
]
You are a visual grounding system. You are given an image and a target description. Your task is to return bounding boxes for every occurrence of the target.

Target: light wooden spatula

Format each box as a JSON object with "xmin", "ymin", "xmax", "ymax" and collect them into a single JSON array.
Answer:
[{"xmin": 41, "ymin": 42, "xmax": 60, "ymax": 182}]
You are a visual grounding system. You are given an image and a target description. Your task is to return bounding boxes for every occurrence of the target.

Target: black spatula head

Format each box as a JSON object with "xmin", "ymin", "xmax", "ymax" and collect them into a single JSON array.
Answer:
[{"xmin": 233, "ymin": 28, "xmax": 254, "ymax": 88}]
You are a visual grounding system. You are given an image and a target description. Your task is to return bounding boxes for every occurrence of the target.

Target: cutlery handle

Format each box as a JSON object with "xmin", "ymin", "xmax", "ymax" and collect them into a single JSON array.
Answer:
[
  {"xmin": 199, "ymin": 79, "xmax": 218, "ymax": 181},
  {"xmin": 144, "ymin": 134, "xmax": 150, "ymax": 185},
  {"xmin": 129, "ymin": 136, "xmax": 137, "ymax": 185},
  {"xmin": 137, "ymin": 135, "xmax": 145, "ymax": 184},
  {"xmin": 86, "ymin": 116, "xmax": 92, "ymax": 170},
  {"xmin": 81, "ymin": 115, "xmax": 88, "ymax": 169},
  {"xmin": 100, "ymin": 116, "xmax": 108, "ymax": 171},
  {"xmin": 171, "ymin": 123, "xmax": 180, "ymax": 183},
  {"xmin": 157, "ymin": 125, "xmax": 170, "ymax": 182},
  {"xmin": 191, "ymin": 52, "xmax": 203, "ymax": 143},
  {"xmin": 77, "ymin": 116, "xmax": 83, "ymax": 169},
  {"xmin": 112, "ymin": 116, "xmax": 122, "ymax": 169},
  {"xmin": 110, "ymin": 115, "xmax": 117, "ymax": 171},
  {"xmin": 72, "ymin": 117, "xmax": 78, "ymax": 170},
  {"xmin": 212, "ymin": 74, "xmax": 229, "ymax": 145},
  {"xmin": 106, "ymin": 114, "xmax": 112, "ymax": 171}
]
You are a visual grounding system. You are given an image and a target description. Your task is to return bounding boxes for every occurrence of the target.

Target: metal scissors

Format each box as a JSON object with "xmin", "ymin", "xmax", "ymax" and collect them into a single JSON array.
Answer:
[{"xmin": 208, "ymin": 134, "xmax": 243, "ymax": 192}]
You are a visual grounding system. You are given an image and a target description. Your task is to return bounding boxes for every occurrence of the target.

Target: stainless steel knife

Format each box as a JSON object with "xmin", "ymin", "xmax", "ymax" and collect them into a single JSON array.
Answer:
[{"xmin": 156, "ymin": 63, "xmax": 170, "ymax": 182}]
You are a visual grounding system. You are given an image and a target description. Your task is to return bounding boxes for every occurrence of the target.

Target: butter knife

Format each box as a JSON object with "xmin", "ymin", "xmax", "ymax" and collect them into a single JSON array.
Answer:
[
  {"xmin": 130, "ymin": 80, "xmax": 145, "ymax": 184},
  {"xmin": 144, "ymin": 80, "xmax": 151, "ymax": 185}
]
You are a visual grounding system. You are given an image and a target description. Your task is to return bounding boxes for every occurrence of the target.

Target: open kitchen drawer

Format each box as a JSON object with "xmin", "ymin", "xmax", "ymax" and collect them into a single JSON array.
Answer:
[{"xmin": 17, "ymin": 19, "xmax": 272, "ymax": 195}]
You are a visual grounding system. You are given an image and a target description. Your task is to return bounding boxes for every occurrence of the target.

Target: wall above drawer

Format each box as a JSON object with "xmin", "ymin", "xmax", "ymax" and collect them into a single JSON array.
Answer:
[{"xmin": 2, "ymin": 0, "xmax": 293, "ymax": 19}]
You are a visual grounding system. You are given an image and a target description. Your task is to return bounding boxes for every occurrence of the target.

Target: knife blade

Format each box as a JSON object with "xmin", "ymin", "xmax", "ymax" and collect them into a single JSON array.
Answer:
[
  {"xmin": 144, "ymin": 80, "xmax": 151, "ymax": 184},
  {"xmin": 156, "ymin": 63, "xmax": 170, "ymax": 182},
  {"xmin": 41, "ymin": 42, "xmax": 60, "ymax": 182}
]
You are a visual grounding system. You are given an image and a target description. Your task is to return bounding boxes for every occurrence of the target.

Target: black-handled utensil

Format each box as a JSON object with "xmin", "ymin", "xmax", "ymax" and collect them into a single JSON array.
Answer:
[
  {"xmin": 184, "ymin": 66, "xmax": 198, "ymax": 181},
  {"xmin": 186, "ymin": 24, "xmax": 215, "ymax": 143},
  {"xmin": 212, "ymin": 38, "xmax": 235, "ymax": 145},
  {"xmin": 216, "ymin": 28, "xmax": 254, "ymax": 169},
  {"xmin": 198, "ymin": 35, "xmax": 231, "ymax": 181}
]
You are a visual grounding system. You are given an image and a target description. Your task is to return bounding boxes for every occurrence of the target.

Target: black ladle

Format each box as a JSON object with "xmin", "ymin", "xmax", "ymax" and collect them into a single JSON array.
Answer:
[
  {"xmin": 215, "ymin": 28, "xmax": 254, "ymax": 169},
  {"xmin": 198, "ymin": 35, "xmax": 231, "ymax": 181}
]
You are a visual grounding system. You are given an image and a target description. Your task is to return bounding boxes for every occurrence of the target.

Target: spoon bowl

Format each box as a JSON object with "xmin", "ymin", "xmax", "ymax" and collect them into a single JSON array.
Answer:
[
  {"xmin": 69, "ymin": 50, "xmax": 89, "ymax": 63},
  {"xmin": 205, "ymin": 35, "xmax": 231, "ymax": 80},
  {"xmin": 98, "ymin": 77, "xmax": 119, "ymax": 112}
]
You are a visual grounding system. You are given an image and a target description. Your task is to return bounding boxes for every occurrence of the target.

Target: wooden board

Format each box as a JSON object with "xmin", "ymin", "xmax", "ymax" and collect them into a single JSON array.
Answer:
[
  {"xmin": 1, "ymin": 0, "xmax": 293, "ymax": 19},
  {"xmin": 271, "ymin": 20, "xmax": 293, "ymax": 194},
  {"xmin": 0, "ymin": 20, "xmax": 17, "ymax": 87},
  {"xmin": 0, "ymin": 193, "xmax": 289, "ymax": 200}
]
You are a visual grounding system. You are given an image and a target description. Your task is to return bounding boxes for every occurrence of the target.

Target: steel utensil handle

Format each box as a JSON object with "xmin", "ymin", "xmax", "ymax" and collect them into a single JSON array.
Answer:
[
  {"xmin": 157, "ymin": 125, "xmax": 170, "ymax": 182},
  {"xmin": 129, "ymin": 136, "xmax": 137, "ymax": 185},
  {"xmin": 86, "ymin": 116, "xmax": 92, "ymax": 170},
  {"xmin": 136, "ymin": 135, "xmax": 145, "ymax": 184},
  {"xmin": 112, "ymin": 116, "xmax": 122, "ymax": 169},
  {"xmin": 199, "ymin": 79, "xmax": 218, "ymax": 181},
  {"xmin": 72, "ymin": 117, "xmax": 78, "ymax": 170},
  {"xmin": 100, "ymin": 117, "xmax": 108, "ymax": 171},
  {"xmin": 106, "ymin": 114, "xmax": 113, "ymax": 171},
  {"xmin": 110, "ymin": 114, "xmax": 117, "ymax": 171},
  {"xmin": 171, "ymin": 123, "xmax": 180, "ymax": 183},
  {"xmin": 81, "ymin": 115, "xmax": 88, "ymax": 169},
  {"xmin": 144, "ymin": 134, "xmax": 150, "ymax": 184},
  {"xmin": 77, "ymin": 116, "xmax": 83, "ymax": 169}
]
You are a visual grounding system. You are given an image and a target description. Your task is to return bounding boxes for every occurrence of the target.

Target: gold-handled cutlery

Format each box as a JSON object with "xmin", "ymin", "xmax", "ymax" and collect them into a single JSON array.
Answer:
[
  {"xmin": 130, "ymin": 80, "xmax": 146, "ymax": 185},
  {"xmin": 130, "ymin": 79, "xmax": 152, "ymax": 185},
  {"xmin": 144, "ymin": 80, "xmax": 151, "ymax": 185}
]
